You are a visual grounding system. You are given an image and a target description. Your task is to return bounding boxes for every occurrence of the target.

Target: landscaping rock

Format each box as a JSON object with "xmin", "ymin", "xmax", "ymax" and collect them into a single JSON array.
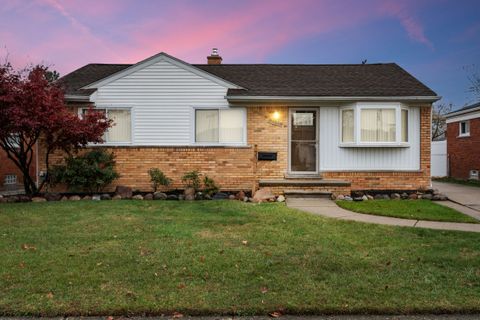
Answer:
[
  {"xmin": 351, "ymin": 191, "xmax": 364, "ymax": 198},
  {"xmin": 432, "ymin": 194, "xmax": 448, "ymax": 201},
  {"xmin": 382, "ymin": 194, "xmax": 390, "ymax": 200},
  {"xmin": 408, "ymin": 193, "xmax": 418, "ymax": 200},
  {"xmin": 344, "ymin": 196, "xmax": 353, "ymax": 201},
  {"xmin": 277, "ymin": 195, "xmax": 285, "ymax": 202},
  {"xmin": 228, "ymin": 194, "xmax": 236, "ymax": 200},
  {"xmin": 92, "ymin": 195, "xmax": 101, "ymax": 201},
  {"xmin": 45, "ymin": 193, "xmax": 62, "ymax": 202},
  {"xmin": 401, "ymin": 192, "xmax": 409, "ymax": 200},
  {"xmin": 243, "ymin": 196, "xmax": 249, "ymax": 202},
  {"xmin": 204, "ymin": 194, "xmax": 212, "ymax": 200},
  {"xmin": 178, "ymin": 194, "xmax": 185, "ymax": 201},
  {"xmin": 153, "ymin": 192, "xmax": 167, "ymax": 200},
  {"xmin": 167, "ymin": 194, "xmax": 178, "ymax": 200},
  {"xmin": 60, "ymin": 196, "xmax": 69, "ymax": 201},
  {"xmin": 83, "ymin": 195, "xmax": 92, "ymax": 201},
  {"xmin": 132, "ymin": 194, "xmax": 143, "ymax": 200},
  {"xmin": 0, "ymin": 197, "xmax": 7, "ymax": 203},
  {"xmin": 6, "ymin": 196, "xmax": 19, "ymax": 203},
  {"xmin": 69, "ymin": 195, "xmax": 81, "ymax": 201},
  {"xmin": 391, "ymin": 193, "xmax": 401, "ymax": 200},
  {"xmin": 195, "ymin": 192, "xmax": 204, "ymax": 200},
  {"xmin": 421, "ymin": 194, "xmax": 432, "ymax": 200},
  {"xmin": 144, "ymin": 193, "xmax": 153, "ymax": 200},
  {"xmin": 432, "ymin": 189, "xmax": 440, "ymax": 195},
  {"xmin": 330, "ymin": 194, "xmax": 337, "ymax": 200},
  {"xmin": 213, "ymin": 192, "xmax": 229, "ymax": 200},
  {"xmin": 253, "ymin": 187, "xmax": 275, "ymax": 203},
  {"xmin": 235, "ymin": 191, "xmax": 246, "ymax": 201},
  {"xmin": 31, "ymin": 197, "xmax": 46, "ymax": 202},
  {"xmin": 112, "ymin": 195, "xmax": 122, "ymax": 200},
  {"xmin": 18, "ymin": 195, "xmax": 31, "ymax": 202},
  {"xmin": 100, "ymin": 194, "xmax": 112, "ymax": 201},
  {"xmin": 362, "ymin": 195, "xmax": 368, "ymax": 201},
  {"xmin": 353, "ymin": 197, "xmax": 363, "ymax": 201},
  {"xmin": 115, "ymin": 185, "xmax": 132, "ymax": 199},
  {"xmin": 374, "ymin": 194, "xmax": 383, "ymax": 200},
  {"xmin": 367, "ymin": 195, "xmax": 374, "ymax": 200},
  {"xmin": 336, "ymin": 194, "xmax": 345, "ymax": 200}
]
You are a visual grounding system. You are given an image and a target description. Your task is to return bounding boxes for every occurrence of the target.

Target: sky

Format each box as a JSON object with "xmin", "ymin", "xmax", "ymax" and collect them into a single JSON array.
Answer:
[{"xmin": 0, "ymin": 0, "xmax": 479, "ymax": 109}]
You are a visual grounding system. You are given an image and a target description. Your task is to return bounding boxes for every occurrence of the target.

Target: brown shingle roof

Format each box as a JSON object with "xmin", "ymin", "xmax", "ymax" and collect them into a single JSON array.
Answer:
[{"xmin": 59, "ymin": 62, "xmax": 437, "ymax": 98}]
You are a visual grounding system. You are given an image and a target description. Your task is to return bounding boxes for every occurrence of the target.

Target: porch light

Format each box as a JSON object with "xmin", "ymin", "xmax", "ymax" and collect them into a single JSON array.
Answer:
[{"xmin": 271, "ymin": 111, "xmax": 281, "ymax": 121}]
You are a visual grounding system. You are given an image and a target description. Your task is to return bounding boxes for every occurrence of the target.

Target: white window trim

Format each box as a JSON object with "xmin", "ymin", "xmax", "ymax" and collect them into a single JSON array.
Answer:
[
  {"xmin": 339, "ymin": 102, "xmax": 410, "ymax": 147},
  {"xmin": 79, "ymin": 105, "xmax": 134, "ymax": 146},
  {"xmin": 4, "ymin": 174, "xmax": 17, "ymax": 185},
  {"xmin": 191, "ymin": 107, "xmax": 247, "ymax": 146},
  {"xmin": 458, "ymin": 120, "xmax": 470, "ymax": 137}
]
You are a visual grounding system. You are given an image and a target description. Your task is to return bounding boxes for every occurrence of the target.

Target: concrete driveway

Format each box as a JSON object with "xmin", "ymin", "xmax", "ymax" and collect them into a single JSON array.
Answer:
[{"xmin": 432, "ymin": 181, "xmax": 480, "ymax": 211}]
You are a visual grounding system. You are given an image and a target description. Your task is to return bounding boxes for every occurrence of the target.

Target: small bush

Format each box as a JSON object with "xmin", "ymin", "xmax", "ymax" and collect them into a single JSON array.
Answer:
[
  {"xmin": 148, "ymin": 168, "xmax": 171, "ymax": 192},
  {"xmin": 181, "ymin": 170, "xmax": 201, "ymax": 191},
  {"xmin": 203, "ymin": 175, "xmax": 219, "ymax": 196},
  {"xmin": 49, "ymin": 150, "xmax": 119, "ymax": 193}
]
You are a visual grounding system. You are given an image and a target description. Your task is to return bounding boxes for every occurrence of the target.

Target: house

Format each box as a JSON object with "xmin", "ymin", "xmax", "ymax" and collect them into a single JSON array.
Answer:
[
  {"xmin": 445, "ymin": 102, "xmax": 480, "ymax": 180},
  {"xmin": 50, "ymin": 49, "xmax": 439, "ymax": 195}
]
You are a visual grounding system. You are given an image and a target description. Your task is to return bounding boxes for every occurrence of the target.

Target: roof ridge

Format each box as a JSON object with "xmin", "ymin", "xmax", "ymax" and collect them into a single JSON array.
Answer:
[{"xmin": 194, "ymin": 63, "xmax": 397, "ymax": 66}]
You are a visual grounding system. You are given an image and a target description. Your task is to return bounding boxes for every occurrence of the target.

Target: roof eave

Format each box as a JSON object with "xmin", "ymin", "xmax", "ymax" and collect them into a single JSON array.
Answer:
[
  {"xmin": 226, "ymin": 95, "xmax": 441, "ymax": 103},
  {"xmin": 445, "ymin": 105, "xmax": 480, "ymax": 119},
  {"xmin": 64, "ymin": 94, "xmax": 91, "ymax": 102}
]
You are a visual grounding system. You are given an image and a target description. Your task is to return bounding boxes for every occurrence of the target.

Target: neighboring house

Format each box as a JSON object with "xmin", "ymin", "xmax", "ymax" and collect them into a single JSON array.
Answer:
[
  {"xmin": 0, "ymin": 138, "xmax": 37, "ymax": 194},
  {"xmin": 445, "ymin": 102, "xmax": 480, "ymax": 180},
  {"xmin": 49, "ymin": 50, "xmax": 439, "ymax": 195}
]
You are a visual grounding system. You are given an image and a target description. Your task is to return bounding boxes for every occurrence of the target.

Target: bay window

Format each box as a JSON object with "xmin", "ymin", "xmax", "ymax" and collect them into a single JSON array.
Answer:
[
  {"xmin": 82, "ymin": 108, "xmax": 132, "ymax": 144},
  {"xmin": 195, "ymin": 108, "xmax": 245, "ymax": 144},
  {"xmin": 340, "ymin": 103, "xmax": 410, "ymax": 146}
]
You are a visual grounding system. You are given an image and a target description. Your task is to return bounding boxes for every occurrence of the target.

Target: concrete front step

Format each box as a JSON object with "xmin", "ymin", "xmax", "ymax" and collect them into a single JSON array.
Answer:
[
  {"xmin": 259, "ymin": 179, "xmax": 351, "ymax": 187},
  {"xmin": 284, "ymin": 190, "xmax": 332, "ymax": 199}
]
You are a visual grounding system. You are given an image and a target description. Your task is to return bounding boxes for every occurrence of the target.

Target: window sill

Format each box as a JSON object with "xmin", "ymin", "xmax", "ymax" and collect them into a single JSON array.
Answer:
[
  {"xmin": 339, "ymin": 143, "xmax": 410, "ymax": 148},
  {"xmin": 457, "ymin": 134, "xmax": 470, "ymax": 138}
]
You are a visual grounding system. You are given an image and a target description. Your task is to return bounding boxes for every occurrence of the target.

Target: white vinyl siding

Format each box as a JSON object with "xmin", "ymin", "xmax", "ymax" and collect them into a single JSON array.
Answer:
[
  {"xmin": 320, "ymin": 106, "xmax": 420, "ymax": 171},
  {"xmin": 91, "ymin": 59, "xmax": 232, "ymax": 146}
]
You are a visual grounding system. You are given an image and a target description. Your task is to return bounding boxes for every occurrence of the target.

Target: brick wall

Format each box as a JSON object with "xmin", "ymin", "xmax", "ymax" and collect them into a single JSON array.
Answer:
[
  {"xmin": 41, "ymin": 104, "xmax": 432, "ymax": 193},
  {"xmin": 0, "ymin": 148, "xmax": 36, "ymax": 192},
  {"xmin": 447, "ymin": 117, "xmax": 480, "ymax": 179}
]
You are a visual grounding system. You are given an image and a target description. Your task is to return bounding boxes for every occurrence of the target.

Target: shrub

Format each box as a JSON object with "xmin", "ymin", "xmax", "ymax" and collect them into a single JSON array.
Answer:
[
  {"xmin": 49, "ymin": 150, "xmax": 119, "ymax": 193},
  {"xmin": 148, "ymin": 168, "xmax": 171, "ymax": 192},
  {"xmin": 203, "ymin": 175, "xmax": 219, "ymax": 196},
  {"xmin": 181, "ymin": 170, "xmax": 201, "ymax": 191}
]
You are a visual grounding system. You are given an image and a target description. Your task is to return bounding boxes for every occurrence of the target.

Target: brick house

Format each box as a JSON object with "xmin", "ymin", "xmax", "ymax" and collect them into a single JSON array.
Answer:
[
  {"xmin": 445, "ymin": 102, "xmax": 480, "ymax": 180},
  {"xmin": 42, "ymin": 50, "xmax": 439, "ymax": 195}
]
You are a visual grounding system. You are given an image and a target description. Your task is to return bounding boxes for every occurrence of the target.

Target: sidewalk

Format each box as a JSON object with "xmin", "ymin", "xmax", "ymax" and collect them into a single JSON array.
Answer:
[{"xmin": 286, "ymin": 198, "xmax": 480, "ymax": 233}]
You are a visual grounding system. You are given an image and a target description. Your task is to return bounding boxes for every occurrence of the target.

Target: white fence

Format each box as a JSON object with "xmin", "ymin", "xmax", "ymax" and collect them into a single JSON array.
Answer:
[{"xmin": 431, "ymin": 141, "xmax": 447, "ymax": 177}]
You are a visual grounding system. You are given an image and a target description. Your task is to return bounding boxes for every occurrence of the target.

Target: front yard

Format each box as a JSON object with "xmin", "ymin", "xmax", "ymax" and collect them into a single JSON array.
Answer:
[
  {"xmin": 0, "ymin": 200, "xmax": 479, "ymax": 316},
  {"xmin": 336, "ymin": 199, "xmax": 479, "ymax": 223}
]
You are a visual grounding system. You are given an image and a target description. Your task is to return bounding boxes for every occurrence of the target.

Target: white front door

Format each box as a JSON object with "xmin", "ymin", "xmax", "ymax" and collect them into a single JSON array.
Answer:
[{"xmin": 289, "ymin": 109, "xmax": 319, "ymax": 174}]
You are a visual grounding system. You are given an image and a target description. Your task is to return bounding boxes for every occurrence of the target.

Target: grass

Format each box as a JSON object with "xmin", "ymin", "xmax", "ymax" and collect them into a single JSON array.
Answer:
[
  {"xmin": 0, "ymin": 200, "xmax": 479, "ymax": 316},
  {"xmin": 336, "ymin": 199, "xmax": 479, "ymax": 223},
  {"xmin": 433, "ymin": 177, "xmax": 480, "ymax": 188}
]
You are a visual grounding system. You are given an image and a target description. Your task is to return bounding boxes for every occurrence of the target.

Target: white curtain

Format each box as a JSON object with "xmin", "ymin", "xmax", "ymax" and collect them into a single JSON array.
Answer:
[
  {"xmin": 196, "ymin": 110, "xmax": 219, "ymax": 142},
  {"xmin": 401, "ymin": 109, "xmax": 408, "ymax": 142},
  {"xmin": 108, "ymin": 109, "xmax": 131, "ymax": 142},
  {"xmin": 342, "ymin": 109, "xmax": 354, "ymax": 143},
  {"xmin": 361, "ymin": 109, "xmax": 396, "ymax": 142},
  {"xmin": 219, "ymin": 109, "xmax": 244, "ymax": 143}
]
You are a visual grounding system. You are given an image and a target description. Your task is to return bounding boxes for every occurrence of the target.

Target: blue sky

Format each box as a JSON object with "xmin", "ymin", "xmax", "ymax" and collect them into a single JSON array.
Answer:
[{"xmin": 1, "ymin": 0, "xmax": 479, "ymax": 109}]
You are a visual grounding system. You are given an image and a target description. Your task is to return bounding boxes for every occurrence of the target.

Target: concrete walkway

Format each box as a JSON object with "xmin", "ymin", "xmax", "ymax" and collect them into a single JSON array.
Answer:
[
  {"xmin": 433, "ymin": 181, "xmax": 480, "ymax": 212},
  {"xmin": 286, "ymin": 198, "xmax": 480, "ymax": 233}
]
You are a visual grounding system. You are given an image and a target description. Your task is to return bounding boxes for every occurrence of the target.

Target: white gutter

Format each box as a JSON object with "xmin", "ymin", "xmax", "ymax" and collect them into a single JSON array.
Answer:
[
  {"xmin": 445, "ymin": 105, "xmax": 480, "ymax": 118},
  {"xmin": 65, "ymin": 94, "xmax": 90, "ymax": 102},
  {"xmin": 226, "ymin": 95, "xmax": 441, "ymax": 102}
]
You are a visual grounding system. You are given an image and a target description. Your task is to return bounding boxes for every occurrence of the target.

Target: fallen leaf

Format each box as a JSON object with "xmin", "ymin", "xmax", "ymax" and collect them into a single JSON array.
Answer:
[
  {"xmin": 172, "ymin": 312, "xmax": 183, "ymax": 318},
  {"xmin": 269, "ymin": 311, "xmax": 282, "ymax": 318},
  {"xmin": 18, "ymin": 262, "xmax": 25, "ymax": 268},
  {"xmin": 178, "ymin": 283, "xmax": 186, "ymax": 289},
  {"xmin": 21, "ymin": 244, "xmax": 36, "ymax": 251},
  {"xmin": 242, "ymin": 240, "xmax": 248, "ymax": 245},
  {"xmin": 106, "ymin": 316, "xmax": 114, "ymax": 320},
  {"xmin": 199, "ymin": 256, "xmax": 205, "ymax": 263},
  {"xmin": 261, "ymin": 286, "xmax": 268, "ymax": 294},
  {"xmin": 154, "ymin": 272, "xmax": 159, "ymax": 277},
  {"xmin": 46, "ymin": 292, "xmax": 54, "ymax": 299},
  {"xmin": 97, "ymin": 262, "xmax": 103, "ymax": 266}
]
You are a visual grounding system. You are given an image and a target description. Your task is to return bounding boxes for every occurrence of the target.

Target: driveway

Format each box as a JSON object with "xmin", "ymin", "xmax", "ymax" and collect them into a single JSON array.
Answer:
[{"xmin": 433, "ymin": 181, "xmax": 480, "ymax": 211}]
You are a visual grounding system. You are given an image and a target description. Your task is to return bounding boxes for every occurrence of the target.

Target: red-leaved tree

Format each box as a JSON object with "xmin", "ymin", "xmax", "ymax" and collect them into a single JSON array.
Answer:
[{"xmin": 0, "ymin": 63, "xmax": 111, "ymax": 195}]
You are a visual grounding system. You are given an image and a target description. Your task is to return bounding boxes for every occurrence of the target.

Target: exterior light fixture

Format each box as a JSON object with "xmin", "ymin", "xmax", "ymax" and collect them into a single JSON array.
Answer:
[{"xmin": 272, "ymin": 111, "xmax": 281, "ymax": 121}]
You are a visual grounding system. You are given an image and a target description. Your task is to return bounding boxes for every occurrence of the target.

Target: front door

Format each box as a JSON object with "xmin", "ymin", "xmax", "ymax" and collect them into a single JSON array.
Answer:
[{"xmin": 289, "ymin": 109, "xmax": 318, "ymax": 174}]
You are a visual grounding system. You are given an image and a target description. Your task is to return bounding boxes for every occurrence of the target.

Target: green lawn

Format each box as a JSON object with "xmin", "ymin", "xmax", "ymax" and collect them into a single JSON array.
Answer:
[
  {"xmin": 337, "ymin": 199, "xmax": 479, "ymax": 223},
  {"xmin": 433, "ymin": 177, "xmax": 480, "ymax": 188},
  {"xmin": 0, "ymin": 201, "xmax": 479, "ymax": 316}
]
